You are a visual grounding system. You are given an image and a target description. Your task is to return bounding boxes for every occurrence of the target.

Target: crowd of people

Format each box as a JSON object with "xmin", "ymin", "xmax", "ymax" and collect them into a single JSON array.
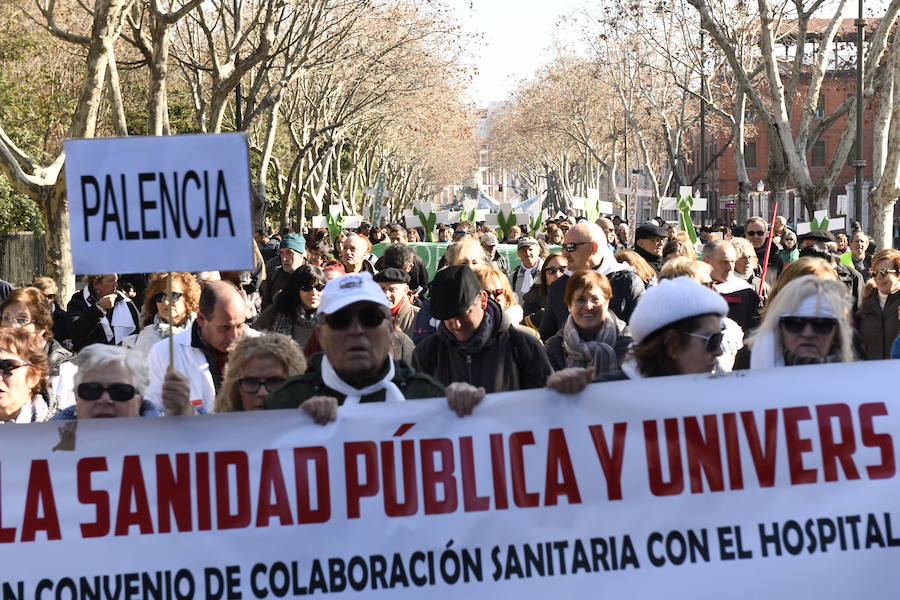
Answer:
[{"xmin": 0, "ymin": 210, "xmax": 898, "ymax": 425}]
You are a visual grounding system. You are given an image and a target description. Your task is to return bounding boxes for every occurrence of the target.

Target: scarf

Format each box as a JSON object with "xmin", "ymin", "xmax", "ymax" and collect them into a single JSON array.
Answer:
[
  {"xmin": 151, "ymin": 313, "xmax": 193, "ymax": 338},
  {"xmin": 391, "ymin": 296, "xmax": 406, "ymax": 317},
  {"xmin": 561, "ymin": 314, "xmax": 619, "ymax": 376},
  {"xmin": 320, "ymin": 355, "xmax": 406, "ymax": 405},
  {"xmin": 564, "ymin": 253, "xmax": 633, "ymax": 278},
  {"xmin": 272, "ymin": 306, "xmax": 316, "ymax": 336},
  {"xmin": 84, "ymin": 287, "xmax": 135, "ymax": 344},
  {"xmin": 439, "ymin": 302, "xmax": 497, "ymax": 355}
]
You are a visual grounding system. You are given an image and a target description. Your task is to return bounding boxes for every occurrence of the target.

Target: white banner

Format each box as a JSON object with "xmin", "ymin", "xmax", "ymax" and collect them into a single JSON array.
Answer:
[
  {"xmin": 1, "ymin": 361, "xmax": 899, "ymax": 598},
  {"xmin": 64, "ymin": 133, "xmax": 254, "ymax": 274}
]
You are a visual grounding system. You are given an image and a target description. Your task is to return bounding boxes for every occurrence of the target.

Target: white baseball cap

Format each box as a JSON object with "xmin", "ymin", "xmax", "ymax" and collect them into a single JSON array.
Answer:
[{"xmin": 317, "ymin": 272, "xmax": 390, "ymax": 315}]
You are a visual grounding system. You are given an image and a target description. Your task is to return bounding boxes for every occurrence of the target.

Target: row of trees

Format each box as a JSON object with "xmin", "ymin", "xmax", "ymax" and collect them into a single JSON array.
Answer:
[
  {"xmin": 489, "ymin": 0, "xmax": 900, "ymax": 249},
  {"xmin": 0, "ymin": 0, "xmax": 478, "ymax": 296}
]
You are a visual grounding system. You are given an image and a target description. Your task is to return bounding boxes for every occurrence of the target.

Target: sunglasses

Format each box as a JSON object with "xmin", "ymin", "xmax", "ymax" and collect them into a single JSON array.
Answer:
[
  {"xmin": 77, "ymin": 382, "xmax": 138, "ymax": 402},
  {"xmin": 44, "ymin": 294, "xmax": 56, "ymax": 301},
  {"xmin": 486, "ymin": 289, "xmax": 505, "ymax": 300},
  {"xmin": 780, "ymin": 317, "xmax": 837, "ymax": 336},
  {"xmin": 869, "ymin": 269, "xmax": 898, "ymax": 278},
  {"xmin": 746, "ymin": 230, "xmax": 766, "ymax": 237},
  {"xmin": 239, "ymin": 377, "xmax": 286, "ymax": 394},
  {"xmin": 0, "ymin": 358, "xmax": 32, "ymax": 375},
  {"xmin": 322, "ymin": 305, "xmax": 389, "ymax": 330},
  {"xmin": 545, "ymin": 266, "xmax": 566, "ymax": 276},
  {"xmin": 683, "ymin": 330, "xmax": 725, "ymax": 353},
  {"xmin": 153, "ymin": 292, "xmax": 184, "ymax": 303},
  {"xmin": 562, "ymin": 241, "xmax": 592, "ymax": 253},
  {"xmin": 300, "ymin": 283, "xmax": 326, "ymax": 292}
]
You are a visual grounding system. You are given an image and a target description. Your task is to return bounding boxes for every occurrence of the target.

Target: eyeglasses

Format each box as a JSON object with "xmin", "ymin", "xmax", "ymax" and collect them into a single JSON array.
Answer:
[
  {"xmin": 0, "ymin": 359, "xmax": 32, "ymax": 375},
  {"xmin": 869, "ymin": 269, "xmax": 898, "ymax": 278},
  {"xmin": 486, "ymin": 289, "xmax": 505, "ymax": 300},
  {"xmin": 746, "ymin": 230, "xmax": 766, "ymax": 237},
  {"xmin": 238, "ymin": 377, "xmax": 286, "ymax": 394},
  {"xmin": 77, "ymin": 382, "xmax": 138, "ymax": 402},
  {"xmin": 1, "ymin": 315, "xmax": 33, "ymax": 327},
  {"xmin": 322, "ymin": 305, "xmax": 389, "ymax": 330},
  {"xmin": 44, "ymin": 294, "xmax": 56, "ymax": 302},
  {"xmin": 683, "ymin": 330, "xmax": 725, "ymax": 353},
  {"xmin": 562, "ymin": 241, "xmax": 592, "ymax": 253},
  {"xmin": 780, "ymin": 317, "xmax": 837, "ymax": 336},
  {"xmin": 153, "ymin": 292, "xmax": 184, "ymax": 304},
  {"xmin": 545, "ymin": 266, "xmax": 566, "ymax": 276},
  {"xmin": 300, "ymin": 283, "xmax": 326, "ymax": 292},
  {"xmin": 452, "ymin": 231, "xmax": 467, "ymax": 238}
]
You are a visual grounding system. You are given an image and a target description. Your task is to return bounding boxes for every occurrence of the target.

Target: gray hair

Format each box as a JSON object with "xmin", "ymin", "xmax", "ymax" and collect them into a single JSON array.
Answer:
[
  {"xmin": 782, "ymin": 230, "xmax": 797, "ymax": 242},
  {"xmin": 702, "ymin": 238, "xmax": 733, "ymax": 260},
  {"xmin": 73, "ymin": 344, "xmax": 150, "ymax": 397}
]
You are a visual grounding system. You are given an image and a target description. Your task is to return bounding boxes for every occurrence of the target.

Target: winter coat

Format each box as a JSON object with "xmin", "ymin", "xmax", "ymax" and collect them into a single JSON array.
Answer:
[
  {"xmin": 393, "ymin": 299, "xmax": 420, "ymax": 340},
  {"xmin": 632, "ymin": 245, "xmax": 663, "ymax": 273},
  {"xmin": 254, "ymin": 303, "xmax": 317, "ymax": 348},
  {"xmin": 412, "ymin": 301, "xmax": 552, "ymax": 393},
  {"xmin": 266, "ymin": 353, "xmax": 444, "ymax": 409},
  {"xmin": 122, "ymin": 314, "xmax": 195, "ymax": 355},
  {"xmin": 50, "ymin": 400, "xmax": 162, "ymax": 421},
  {"xmin": 539, "ymin": 268, "xmax": 644, "ymax": 340},
  {"xmin": 543, "ymin": 313, "xmax": 631, "ymax": 375},
  {"xmin": 714, "ymin": 276, "xmax": 761, "ymax": 333},
  {"xmin": 66, "ymin": 288, "xmax": 140, "ymax": 352},
  {"xmin": 856, "ymin": 291, "xmax": 900, "ymax": 360}
]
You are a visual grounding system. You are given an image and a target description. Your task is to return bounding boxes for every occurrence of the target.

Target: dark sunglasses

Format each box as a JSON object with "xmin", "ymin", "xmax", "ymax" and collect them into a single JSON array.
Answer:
[
  {"xmin": 780, "ymin": 317, "xmax": 837, "ymax": 336},
  {"xmin": 562, "ymin": 241, "xmax": 592, "ymax": 253},
  {"xmin": 746, "ymin": 230, "xmax": 766, "ymax": 237},
  {"xmin": 452, "ymin": 231, "xmax": 467, "ymax": 238},
  {"xmin": 869, "ymin": 268, "xmax": 898, "ymax": 278},
  {"xmin": 77, "ymin": 382, "xmax": 138, "ymax": 402},
  {"xmin": 545, "ymin": 266, "xmax": 566, "ymax": 275},
  {"xmin": 44, "ymin": 294, "xmax": 56, "ymax": 301},
  {"xmin": 486, "ymin": 289, "xmax": 505, "ymax": 300},
  {"xmin": 0, "ymin": 359, "xmax": 32, "ymax": 375},
  {"xmin": 153, "ymin": 292, "xmax": 184, "ymax": 303},
  {"xmin": 322, "ymin": 305, "xmax": 388, "ymax": 330},
  {"xmin": 239, "ymin": 377, "xmax": 286, "ymax": 394},
  {"xmin": 300, "ymin": 283, "xmax": 326, "ymax": 292},
  {"xmin": 683, "ymin": 330, "xmax": 724, "ymax": 353}
]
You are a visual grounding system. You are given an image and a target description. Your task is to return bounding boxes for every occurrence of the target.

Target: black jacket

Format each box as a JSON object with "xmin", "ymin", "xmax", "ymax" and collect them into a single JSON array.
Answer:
[
  {"xmin": 857, "ymin": 291, "xmax": 900, "ymax": 360},
  {"xmin": 66, "ymin": 289, "xmax": 139, "ymax": 352},
  {"xmin": 539, "ymin": 267, "xmax": 644, "ymax": 340},
  {"xmin": 755, "ymin": 241, "xmax": 784, "ymax": 287},
  {"xmin": 632, "ymin": 245, "xmax": 663, "ymax": 273},
  {"xmin": 413, "ymin": 301, "xmax": 551, "ymax": 393}
]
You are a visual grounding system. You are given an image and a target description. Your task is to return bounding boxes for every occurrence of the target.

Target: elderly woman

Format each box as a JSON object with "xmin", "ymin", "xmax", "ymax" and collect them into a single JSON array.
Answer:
[
  {"xmin": 731, "ymin": 237, "xmax": 767, "ymax": 296},
  {"xmin": 66, "ymin": 273, "xmax": 140, "ymax": 352},
  {"xmin": 547, "ymin": 277, "xmax": 728, "ymax": 392},
  {"xmin": 0, "ymin": 328, "xmax": 54, "ymax": 423},
  {"xmin": 215, "ymin": 333, "xmax": 306, "ymax": 412},
  {"xmin": 856, "ymin": 249, "xmax": 900, "ymax": 360},
  {"xmin": 778, "ymin": 230, "xmax": 799, "ymax": 264},
  {"xmin": 123, "ymin": 272, "xmax": 201, "ymax": 354},
  {"xmin": 472, "ymin": 265, "xmax": 525, "ymax": 325},
  {"xmin": 543, "ymin": 270, "xmax": 631, "ymax": 377},
  {"xmin": 51, "ymin": 344, "xmax": 162, "ymax": 420},
  {"xmin": 254, "ymin": 265, "xmax": 325, "ymax": 347},
  {"xmin": 1, "ymin": 287, "xmax": 73, "ymax": 385},
  {"xmin": 745, "ymin": 276, "xmax": 854, "ymax": 368}
]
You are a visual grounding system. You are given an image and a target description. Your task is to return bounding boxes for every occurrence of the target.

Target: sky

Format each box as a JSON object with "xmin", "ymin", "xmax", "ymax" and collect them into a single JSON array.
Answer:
[{"xmin": 451, "ymin": 0, "xmax": 587, "ymax": 108}]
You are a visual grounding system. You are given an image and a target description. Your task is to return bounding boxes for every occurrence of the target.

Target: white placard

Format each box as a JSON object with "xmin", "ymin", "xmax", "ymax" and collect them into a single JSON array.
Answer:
[
  {"xmin": 343, "ymin": 216, "xmax": 363, "ymax": 229},
  {"xmin": 660, "ymin": 197, "xmax": 709, "ymax": 212},
  {"xmin": 679, "ymin": 186, "xmax": 693, "ymax": 198},
  {"xmin": 328, "ymin": 204, "xmax": 342, "ymax": 217},
  {"xmin": 311, "ymin": 216, "xmax": 327, "ymax": 228},
  {"xmin": 598, "ymin": 201, "xmax": 614, "ymax": 215},
  {"xmin": 405, "ymin": 214, "xmax": 423, "ymax": 228},
  {"xmin": 570, "ymin": 197, "xmax": 586, "ymax": 210},
  {"xmin": 437, "ymin": 211, "xmax": 461, "ymax": 225},
  {"xmin": 65, "ymin": 133, "xmax": 253, "ymax": 274}
]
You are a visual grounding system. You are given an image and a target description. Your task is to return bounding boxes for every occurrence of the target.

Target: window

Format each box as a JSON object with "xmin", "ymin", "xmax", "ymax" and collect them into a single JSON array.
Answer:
[
  {"xmin": 815, "ymin": 96, "xmax": 825, "ymax": 120},
  {"xmin": 482, "ymin": 170, "xmax": 490, "ymax": 185},
  {"xmin": 744, "ymin": 142, "xmax": 757, "ymax": 169},
  {"xmin": 811, "ymin": 141, "xmax": 826, "ymax": 167}
]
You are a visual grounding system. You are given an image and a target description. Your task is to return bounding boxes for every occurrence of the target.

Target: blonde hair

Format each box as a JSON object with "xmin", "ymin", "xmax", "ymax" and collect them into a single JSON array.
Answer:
[
  {"xmin": 214, "ymin": 333, "xmax": 306, "ymax": 413},
  {"xmin": 444, "ymin": 237, "xmax": 489, "ymax": 267},
  {"xmin": 730, "ymin": 237, "xmax": 758, "ymax": 269},
  {"xmin": 471, "ymin": 265, "xmax": 518, "ymax": 308},
  {"xmin": 767, "ymin": 257, "xmax": 837, "ymax": 307},
  {"xmin": 659, "ymin": 257, "xmax": 712, "ymax": 282},
  {"xmin": 747, "ymin": 276, "xmax": 854, "ymax": 363}
]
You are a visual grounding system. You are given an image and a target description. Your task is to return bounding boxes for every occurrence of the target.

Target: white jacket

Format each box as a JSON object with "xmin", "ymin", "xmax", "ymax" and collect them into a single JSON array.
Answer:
[{"xmin": 145, "ymin": 326, "xmax": 260, "ymax": 413}]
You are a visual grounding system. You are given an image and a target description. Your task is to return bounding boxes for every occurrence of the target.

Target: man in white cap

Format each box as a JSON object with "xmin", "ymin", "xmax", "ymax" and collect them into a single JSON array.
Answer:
[
  {"xmin": 509, "ymin": 237, "xmax": 543, "ymax": 303},
  {"xmin": 479, "ymin": 231, "xmax": 509, "ymax": 275},
  {"xmin": 266, "ymin": 272, "xmax": 484, "ymax": 421}
]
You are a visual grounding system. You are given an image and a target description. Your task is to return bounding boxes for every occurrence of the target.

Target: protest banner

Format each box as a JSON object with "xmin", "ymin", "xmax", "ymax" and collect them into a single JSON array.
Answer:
[
  {"xmin": 64, "ymin": 133, "xmax": 254, "ymax": 274},
  {"xmin": 372, "ymin": 242, "xmax": 562, "ymax": 279},
  {"xmin": 1, "ymin": 360, "xmax": 898, "ymax": 598}
]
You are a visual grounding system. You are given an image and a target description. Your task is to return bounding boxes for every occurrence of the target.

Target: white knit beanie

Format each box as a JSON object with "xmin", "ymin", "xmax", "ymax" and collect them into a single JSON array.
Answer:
[{"xmin": 629, "ymin": 277, "xmax": 729, "ymax": 344}]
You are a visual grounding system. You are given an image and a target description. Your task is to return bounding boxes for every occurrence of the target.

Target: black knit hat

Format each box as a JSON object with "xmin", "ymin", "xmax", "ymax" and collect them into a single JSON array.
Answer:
[
  {"xmin": 429, "ymin": 265, "xmax": 482, "ymax": 320},
  {"xmin": 373, "ymin": 268, "xmax": 410, "ymax": 284}
]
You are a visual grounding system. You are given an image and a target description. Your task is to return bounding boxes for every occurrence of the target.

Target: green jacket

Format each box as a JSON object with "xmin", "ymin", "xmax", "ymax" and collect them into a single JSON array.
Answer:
[{"xmin": 265, "ymin": 353, "xmax": 445, "ymax": 409}]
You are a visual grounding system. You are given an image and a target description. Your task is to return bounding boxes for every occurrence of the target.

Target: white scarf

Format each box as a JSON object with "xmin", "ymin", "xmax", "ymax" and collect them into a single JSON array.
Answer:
[
  {"xmin": 565, "ymin": 253, "xmax": 632, "ymax": 278},
  {"xmin": 84, "ymin": 287, "xmax": 135, "ymax": 345},
  {"xmin": 320, "ymin": 355, "xmax": 406, "ymax": 405}
]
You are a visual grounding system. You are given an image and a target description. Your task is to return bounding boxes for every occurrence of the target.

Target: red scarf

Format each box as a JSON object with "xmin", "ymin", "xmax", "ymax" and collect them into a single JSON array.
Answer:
[{"xmin": 390, "ymin": 296, "xmax": 405, "ymax": 317}]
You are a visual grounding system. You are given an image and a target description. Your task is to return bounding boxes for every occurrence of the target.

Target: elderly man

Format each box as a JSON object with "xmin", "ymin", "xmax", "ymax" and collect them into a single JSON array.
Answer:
[
  {"xmin": 146, "ymin": 281, "xmax": 260, "ymax": 413},
  {"xmin": 632, "ymin": 223, "xmax": 668, "ymax": 272},
  {"xmin": 703, "ymin": 239, "xmax": 760, "ymax": 332},
  {"xmin": 66, "ymin": 273, "xmax": 140, "ymax": 352},
  {"xmin": 745, "ymin": 217, "xmax": 783, "ymax": 285},
  {"xmin": 341, "ymin": 233, "xmax": 375, "ymax": 274},
  {"xmin": 479, "ymin": 232, "xmax": 509, "ymax": 274},
  {"xmin": 261, "ymin": 233, "xmax": 306, "ymax": 308},
  {"xmin": 375, "ymin": 226, "xmax": 429, "ymax": 290},
  {"xmin": 413, "ymin": 265, "xmax": 551, "ymax": 392},
  {"xmin": 850, "ymin": 231, "xmax": 872, "ymax": 281},
  {"xmin": 509, "ymin": 237, "xmax": 543, "ymax": 303},
  {"xmin": 597, "ymin": 218, "xmax": 619, "ymax": 252},
  {"xmin": 539, "ymin": 222, "xmax": 644, "ymax": 340},
  {"xmin": 266, "ymin": 272, "xmax": 483, "ymax": 420},
  {"xmin": 374, "ymin": 268, "xmax": 419, "ymax": 338}
]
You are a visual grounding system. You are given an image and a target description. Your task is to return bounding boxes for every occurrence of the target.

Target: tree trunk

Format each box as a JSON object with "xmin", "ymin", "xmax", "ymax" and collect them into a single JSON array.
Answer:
[
  {"xmin": 868, "ymin": 45, "xmax": 900, "ymax": 250},
  {"xmin": 44, "ymin": 177, "xmax": 75, "ymax": 299}
]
